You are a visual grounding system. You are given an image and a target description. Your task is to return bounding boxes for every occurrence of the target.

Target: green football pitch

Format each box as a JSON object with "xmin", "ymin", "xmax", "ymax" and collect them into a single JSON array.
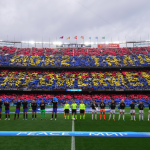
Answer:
[{"xmin": 0, "ymin": 106, "xmax": 150, "ymax": 150}]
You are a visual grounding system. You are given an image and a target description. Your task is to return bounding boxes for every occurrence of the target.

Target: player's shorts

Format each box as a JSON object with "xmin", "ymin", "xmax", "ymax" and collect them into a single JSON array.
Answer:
[
  {"xmin": 65, "ymin": 109, "xmax": 69, "ymax": 113},
  {"xmin": 41, "ymin": 109, "xmax": 45, "ymax": 113},
  {"xmin": 15, "ymin": 108, "xmax": 20, "ymax": 113},
  {"xmin": 110, "ymin": 109, "xmax": 115, "ymax": 114},
  {"xmin": 80, "ymin": 110, "xmax": 85, "ymax": 114},
  {"xmin": 130, "ymin": 109, "xmax": 135, "ymax": 113},
  {"xmin": 23, "ymin": 109, "xmax": 27, "ymax": 112},
  {"xmin": 72, "ymin": 109, "xmax": 76, "ymax": 113},
  {"xmin": 5, "ymin": 110, "xmax": 9, "ymax": 113},
  {"xmin": 0, "ymin": 108, "xmax": 2, "ymax": 112},
  {"xmin": 32, "ymin": 110, "xmax": 36, "ymax": 112},
  {"xmin": 100, "ymin": 109, "xmax": 105, "ymax": 113},
  {"xmin": 120, "ymin": 109, "xmax": 125, "ymax": 113},
  {"xmin": 139, "ymin": 110, "xmax": 144, "ymax": 114},
  {"xmin": 52, "ymin": 108, "xmax": 57, "ymax": 113},
  {"xmin": 92, "ymin": 109, "xmax": 97, "ymax": 113}
]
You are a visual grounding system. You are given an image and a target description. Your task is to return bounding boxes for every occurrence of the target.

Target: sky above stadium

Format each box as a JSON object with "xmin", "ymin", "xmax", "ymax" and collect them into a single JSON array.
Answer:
[{"xmin": 0, "ymin": 0, "xmax": 150, "ymax": 46}]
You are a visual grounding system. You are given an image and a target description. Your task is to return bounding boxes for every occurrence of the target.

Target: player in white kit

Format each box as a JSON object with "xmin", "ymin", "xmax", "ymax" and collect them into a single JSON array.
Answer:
[
  {"xmin": 108, "ymin": 100, "xmax": 116, "ymax": 121},
  {"xmin": 91, "ymin": 100, "xmax": 98, "ymax": 120},
  {"xmin": 118, "ymin": 99, "xmax": 125, "ymax": 121},
  {"xmin": 138, "ymin": 101, "xmax": 144, "ymax": 121},
  {"xmin": 130, "ymin": 101, "xmax": 136, "ymax": 121}
]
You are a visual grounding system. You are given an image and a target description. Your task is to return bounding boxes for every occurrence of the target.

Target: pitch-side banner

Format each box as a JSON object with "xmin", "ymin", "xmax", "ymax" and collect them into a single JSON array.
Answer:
[
  {"xmin": 98, "ymin": 44, "xmax": 120, "ymax": 48},
  {"xmin": 0, "ymin": 131, "xmax": 150, "ymax": 137}
]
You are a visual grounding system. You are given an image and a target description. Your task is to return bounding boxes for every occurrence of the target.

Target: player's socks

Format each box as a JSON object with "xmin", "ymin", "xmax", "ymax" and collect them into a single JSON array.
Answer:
[
  {"xmin": 118, "ymin": 114, "xmax": 120, "ymax": 119},
  {"xmin": 52, "ymin": 114, "xmax": 53, "ymax": 118},
  {"xmin": 92, "ymin": 114, "xmax": 93, "ymax": 120},
  {"xmin": 0, "ymin": 114, "xmax": 1, "ymax": 119},
  {"xmin": 35, "ymin": 115, "xmax": 36, "ymax": 119},
  {"xmin": 142, "ymin": 114, "xmax": 144, "ymax": 120},
  {"xmin": 5, "ymin": 114, "xmax": 7, "ymax": 119},
  {"xmin": 67, "ymin": 115, "xmax": 69, "ymax": 119},
  {"xmin": 123, "ymin": 114, "xmax": 125, "ymax": 120},
  {"xmin": 8, "ymin": 115, "xmax": 10, "ymax": 118},
  {"xmin": 139, "ymin": 114, "xmax": 141, "ymax": 120},
  {"xmin": 26, "ymin": 114, "xmax": 28, "ymax": 119},
  {"xmin": 100, "ymin": 114, "xmax": 102, "ymax": 119},
  {"xmin": 109, "ymin": 114, "xmax": 111, "ymax": 119},
  {"xmin": 55, "ymin": 114, "xmax": 57, "ymax": 118},
  {"xmin": 65, "ymin": 116, "xmax": 66, "ymax": 119},
  {"xmin": 83, "ymin": 115, "xmax": 85, "ymax": 119},
  {"xmin": 104, "ymin": 114, "xmax": 105, "ymax": 119},
  {"xmin": 134, "ymin": 115, "xmax": 135, "ymax": 120},
  {"xmin": 95, "ymin": 114, "xmax": 97, "ymax": 120},
  {"xmin": 80, "ymin": 115, "xmax": 81, "ymax": 119},
  {"xmin": 23, "ymin": 114, "xmax": 25, "ymax": 119},
  {"xmin": 72, "ymin": 115, "xmax": 73, "ymax": 119},
  {"xmin": 41, "ymin": 113, "xmax": 43, "ymax": 119},
  {"xmin": 75, "ymin": 115, "xmax": 77, "ymax": 119},
  {"xmin": 44, "ymin": 114, "xmax": 46, "ymax": 119},
  {"xmin": 32, "ymin": 115, "xmax": 34, "ymax": 119},
  {"xmin": 113, "ymin": 114, "xmax": 115, "ymax": 120},
  {"xmin": 14, "ymin": 114, "xmax": 16, "ymax": 119}
]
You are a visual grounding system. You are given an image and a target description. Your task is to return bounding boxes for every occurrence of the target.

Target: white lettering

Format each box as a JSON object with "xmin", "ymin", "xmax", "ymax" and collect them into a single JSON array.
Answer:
[{"xmin": 89, "ymin": 133, "xmax": 105, "ymax": 136}]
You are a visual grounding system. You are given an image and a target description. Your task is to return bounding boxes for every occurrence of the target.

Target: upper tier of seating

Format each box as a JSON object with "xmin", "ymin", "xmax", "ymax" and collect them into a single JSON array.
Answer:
[
  {"xmin": 0, "ymin": 46, "xmax": 150, "ymax": 68},
  {"xmin": 1, "ymin": 46, "xmax": 150, "ymax": 56}
]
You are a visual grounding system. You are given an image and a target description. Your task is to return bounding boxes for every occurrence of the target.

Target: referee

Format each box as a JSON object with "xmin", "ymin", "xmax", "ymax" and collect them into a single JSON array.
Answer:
[
  {"xmin": 71, "ymin": 100, "xmax": 78, "ymax": 120},
  {"xmin": 64, "ymin": 101, "xmax": 70, "ymax": 119}
]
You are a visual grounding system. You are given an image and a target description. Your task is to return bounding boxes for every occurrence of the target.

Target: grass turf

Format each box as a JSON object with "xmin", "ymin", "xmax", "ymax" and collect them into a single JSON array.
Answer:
[{"xmin": 0, "ymin": 107, "xmax": 150, "ymax": 150}]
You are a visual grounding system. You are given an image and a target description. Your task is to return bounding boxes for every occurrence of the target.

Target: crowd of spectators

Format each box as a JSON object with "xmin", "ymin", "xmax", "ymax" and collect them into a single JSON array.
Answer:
[
  {"xmin": 0, "ymin": 69, "xmax": 150, "ymax": 90},
  {"xmin": 0, "ymin": 93, "xmax": 149, "ymax": 106},
  {"xmin": 0, "ymin": 46, "xmax": 150, "ymax": 67}
]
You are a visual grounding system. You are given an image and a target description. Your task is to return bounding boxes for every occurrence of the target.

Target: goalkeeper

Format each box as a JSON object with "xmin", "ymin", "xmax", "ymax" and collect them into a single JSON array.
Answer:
[
  {"xmin": 64, "ymin": 101, "xmax": 70, "ymax": 119},
  {"xmin": 40, "ymin": 100, "xmax": 47, "ymax": 120},
  {"xmin": 79, "ymin": 100, "xmax": 85, "ymax": 119}
]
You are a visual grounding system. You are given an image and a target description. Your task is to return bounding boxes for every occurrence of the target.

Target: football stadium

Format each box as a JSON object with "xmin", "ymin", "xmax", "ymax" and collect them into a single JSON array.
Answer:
[{"xmin": 1, "ymin": 0, "xmax": 150, "ymax": 150}]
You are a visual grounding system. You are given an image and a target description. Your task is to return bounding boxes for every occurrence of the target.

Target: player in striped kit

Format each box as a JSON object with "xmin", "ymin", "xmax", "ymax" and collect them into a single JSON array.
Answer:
[
  {"xmin": 31, "ymin": 100, "xmax": 37, "ymax": 120},
  {"xmin": 4, "ymin": 101, "xmax": 10, "ymax": 120},
  {"xmin": 13, "ymin": 99, "xmax": 21, "ymax": 120}
]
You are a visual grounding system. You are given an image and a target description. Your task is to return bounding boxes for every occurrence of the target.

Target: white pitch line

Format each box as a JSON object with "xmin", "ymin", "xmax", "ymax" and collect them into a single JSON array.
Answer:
[{"xmin": 71, "ymin": 119, "xmax": 75, "ymax": 150}]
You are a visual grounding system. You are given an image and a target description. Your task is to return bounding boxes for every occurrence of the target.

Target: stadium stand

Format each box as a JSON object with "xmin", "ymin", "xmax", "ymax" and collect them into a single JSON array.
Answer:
[
  {"xmin": 0, "ymin": 69, "xmax": 150, "ymax": 90},
  {"xmin": 0, "ymin": 93, "xmax": 149, "ymax": 105},
  {"xmin": 0, "ymin": 46, "xmax": 149, "ymax": 67},
  {"xmin": 0, "ymin": 46, "xmax": 150, "ymax": 106}
]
